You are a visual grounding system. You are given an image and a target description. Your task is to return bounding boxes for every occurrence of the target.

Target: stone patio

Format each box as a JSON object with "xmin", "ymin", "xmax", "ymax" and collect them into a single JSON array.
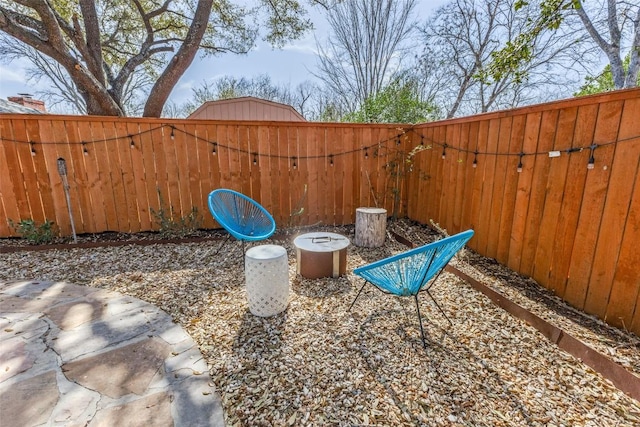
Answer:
[{"xmin": 0, "ymin": 280, "xmax": 225, "ymax": 426}]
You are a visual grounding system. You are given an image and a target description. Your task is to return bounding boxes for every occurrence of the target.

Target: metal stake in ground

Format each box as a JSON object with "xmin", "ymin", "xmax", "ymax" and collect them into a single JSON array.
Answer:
[{"xmin": 57, "ymin": 158, "xmax": 77, "ymax": 243}]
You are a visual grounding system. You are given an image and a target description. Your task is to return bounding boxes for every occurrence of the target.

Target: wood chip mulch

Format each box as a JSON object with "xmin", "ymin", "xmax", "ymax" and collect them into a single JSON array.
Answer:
[{"xmin": 1, "ymin": 219, "xmax": 639, "ymax": 426}]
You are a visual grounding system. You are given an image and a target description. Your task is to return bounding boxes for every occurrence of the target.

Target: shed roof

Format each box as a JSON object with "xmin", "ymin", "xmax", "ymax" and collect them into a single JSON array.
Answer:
[{"xmin": 188, "ymin": 96, "xmax": 306, "ymax": 121}]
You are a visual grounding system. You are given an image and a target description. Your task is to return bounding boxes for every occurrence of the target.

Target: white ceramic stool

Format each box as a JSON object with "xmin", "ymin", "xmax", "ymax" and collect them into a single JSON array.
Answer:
[{"xmin": 244, "ymin": 245, "xmax": 289, "ymax": 317}]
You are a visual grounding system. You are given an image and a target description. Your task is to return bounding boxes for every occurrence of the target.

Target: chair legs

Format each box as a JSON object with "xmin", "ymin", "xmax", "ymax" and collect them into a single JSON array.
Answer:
[
  {"xmin": 414, "ymin": 294, "xmax": 427, "ymax": 348},
  {"xmin": 425, "ymin": 289, "xmax": 453, "ymax": 326},
  {"xmin": 348, "ymin": 281, "xmax": 368, "ymax": 311},
  {"xmin": 213, "ymin": 234, "xmax": 246, "ymax": 266},
  {"xmin": 349, "ymin": 281, "xmax": 450, "ymax": 348}
]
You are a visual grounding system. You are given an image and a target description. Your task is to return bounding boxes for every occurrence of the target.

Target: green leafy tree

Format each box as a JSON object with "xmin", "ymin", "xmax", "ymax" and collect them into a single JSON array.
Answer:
[
  {"xmin": 0, "ymin": 0, "xmax": 325, "ymax": 117},
  {"xmin": 484, "ymin": 0, "xmax": 639, "ymax": 90},
  {"xmin": 343, "ymin": 76, "xmax": 439, "ymax": 123},
  {"xmin": 575, "ymin": 55, "xmax": 640, "ymax": 96}
]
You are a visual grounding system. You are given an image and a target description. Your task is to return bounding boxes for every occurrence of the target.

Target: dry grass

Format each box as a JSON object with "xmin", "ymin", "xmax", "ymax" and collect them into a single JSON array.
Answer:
[{"xmin": 1, "ymin": 220, "xmax": 639, "ymax": 426}]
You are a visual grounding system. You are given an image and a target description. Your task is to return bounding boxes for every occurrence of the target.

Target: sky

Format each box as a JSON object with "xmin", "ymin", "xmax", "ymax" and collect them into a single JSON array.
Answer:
[{"xmin": 0, "ymin": 1, "xmax": 447, "ymax": 112}]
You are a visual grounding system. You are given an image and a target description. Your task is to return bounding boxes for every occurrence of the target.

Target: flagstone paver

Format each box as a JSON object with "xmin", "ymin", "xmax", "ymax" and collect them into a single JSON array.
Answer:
[{"xmin": 0, "ymin": 280, "xmax": 225, "ymax": 427}]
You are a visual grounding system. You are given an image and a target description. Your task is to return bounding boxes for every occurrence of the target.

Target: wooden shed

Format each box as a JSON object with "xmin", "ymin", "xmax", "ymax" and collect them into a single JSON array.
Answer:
[{"xmin": 188, "ymin": 96, "xmax": 306, "ymax": 121}]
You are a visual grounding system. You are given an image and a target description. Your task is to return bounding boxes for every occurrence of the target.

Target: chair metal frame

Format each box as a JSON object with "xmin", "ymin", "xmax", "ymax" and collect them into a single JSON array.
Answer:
[
  {"xmin": 349, "ymin": 229, "xmax": 474, "ymax": 347},
  {"xmin": 208, "ymin": 189, "xmax": 276, "ymax": 258}
]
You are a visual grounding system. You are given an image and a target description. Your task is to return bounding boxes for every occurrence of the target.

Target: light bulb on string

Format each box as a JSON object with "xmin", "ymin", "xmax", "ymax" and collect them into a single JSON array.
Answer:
[
  {"xmin": 364, "ymin": 148, "xmax": 369, "ymax": 159},
  {"xmin": 292, "ymin": 157, "xmax": 297, "ymax": 169},
  {"xmin": 30, "ymin": 142, "xmax": 36, "ymax": 156},
  {"xmin": 441, "ymin": 144, "xmax": 447, "ymax": 159},
  {"xmin": 212, "ymin": 142, "xmax": 217, "ymax": 155},
  {"xmin": 517, "ymin": 152, "xmax": 524, "ymax": 173},
  {"xmin": 253, "ymin": 153, "xmax": 258, "ymax": 165},
  {"xmin": 587, "ymin": 143, "xmax": 597, "ymax": 170},
  {"xmin": 82, "ymin": 142, "xmax": 89, "ymax": 155},
  {"xmin": 472, "ymin": 151, "xmax": 478, "ymax": 168},
  {"xmin": 170, "ymin": 126, "xmax": 175, "ymax": 140},
  {"xmin": 130, "ymin": 136, "xmax": 135, "ymax": 148},
  {"xmin": 329, "ymin": 154, "xmax": 334, "ymax": 166}
]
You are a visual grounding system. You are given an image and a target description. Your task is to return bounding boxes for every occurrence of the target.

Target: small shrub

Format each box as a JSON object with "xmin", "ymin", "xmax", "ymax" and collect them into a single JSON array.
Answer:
[
  {"xmin": 151, "ymin": 192, "xmax": 202, "ymax": 238},
  {"xmin": 9, "ymin": 218, "xmax": 57, "ymax": 244}
]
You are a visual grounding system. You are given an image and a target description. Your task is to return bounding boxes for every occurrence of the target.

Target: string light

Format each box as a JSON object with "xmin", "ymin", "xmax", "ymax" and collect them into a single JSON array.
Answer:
[
  {"xmin": 517, "ymin": 152, "xmax": 524, "ymax": 173},
  {"xmin": 472, "ymin": 151, "xmax": 478, "ymax": 168},
  {"xmin": 212, "ymin": 142, "xmax": 217, "ymax": 155},
  {"xmin": 170, "ymin": 126, "xmax": 175, "ymax": 140},
  {"xmin": 587, "ymin": 143, "xmax": 597, "ymax": 170},
  {"xmin": 364, "ymin": 148, "xmax": 369, "ymax": 159},
  {"xmin": 420, "ymin": 135, "xmax": 425, "ymax": 146},
  {"xmin": 441, "ymin": 143, "xmax": 447, "ymax": 159},
  {"xmin": 292, "ymin": 157, "xmax": 297, "ymax": 169},
  {"xmin": 30, "ymin": 142, "xmax": 36, "ymax": 156},
  {"xmin": 82, "ymin": 142, "xmax": 89, "ymax": 155},
  {"xmin": 252, "ymin": 153, "xmax": 258, "ymax": 165},
  {"xmin": 130, "ymin": 136, "xmax": 135, "ymax": 148},
  {"xmin": 329, "ymin": 154, "xmax": 334, "ymax": 166}
]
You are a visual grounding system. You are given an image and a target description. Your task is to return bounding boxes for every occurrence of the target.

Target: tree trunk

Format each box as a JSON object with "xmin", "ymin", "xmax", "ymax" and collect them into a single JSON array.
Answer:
[{"xmin": 143, "ymin": 0, "xmax": 214, "ymax": 117}]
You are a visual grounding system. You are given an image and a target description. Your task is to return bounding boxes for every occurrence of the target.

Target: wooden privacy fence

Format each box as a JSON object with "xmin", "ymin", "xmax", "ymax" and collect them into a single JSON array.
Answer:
[
  {"xmin": 406, "ymin": 88, "xmax": 640, "ymax": 334},
  {"xmin": 0, "ymin": 117, "xmax": 411, "ymax": 237},
  {"xmin": 0, "ymin": 88, "xmax": 638, "ymax": 335}
]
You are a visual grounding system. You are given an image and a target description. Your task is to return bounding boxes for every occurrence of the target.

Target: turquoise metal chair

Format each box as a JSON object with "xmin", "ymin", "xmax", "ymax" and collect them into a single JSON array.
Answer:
[
  {"xmin": 349, "ymin": 229, "xmax": 474, "ymax": 347},
  {"xmin": 208, "ymin": 189, "xmax": 276, "ymax": 257}
]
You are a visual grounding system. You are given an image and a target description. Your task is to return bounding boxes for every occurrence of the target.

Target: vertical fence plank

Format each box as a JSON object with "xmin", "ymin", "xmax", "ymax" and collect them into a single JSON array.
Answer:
[
  {"xmin": 460, "ymin": 121, "xmax": 479, "ymax": 231},
  {"xmin": 0, "ymin": 118, "xmax": 23, "ymax": 234},
  {"xmin": 475, "ymin": 118, "xmax": 500, "ymax": 255},
  {"xmin": 112, "ymin": 121, "xmax": 139, "ymax": 232},
  {"xmin": 508, "ymin": 112, "xmax": 542, "ymax": 272},
  {"xmin": 24, "ymin": 119, "xmax": 56, "ymax": 226},
  {"xmin": 126, "ymin": 121, "xmax": 152, "ymax": 232},
  {"xmin": 195, "ymin": 122, "xmax": 215, "ymax": 228},
  {"xmin": 564, "ymin": 100, "xmax": 623, "ymax": 310},
  {"xmin": 487, "ymin": 117, "xmax": 513, "ymax": 260},
  {"xmin": 496, "ymin": 115, "xmax": 525, "ymax": 265},
  {"xmin": 172, "ymin": 123, "xmax": 194, "ymax": 219},
  {"xmin": 549, "ymin": 104, "xmax": 598, "ymax": 297},
  {"xmin": 584, "ymin": 98, "xmax": 639, "ymax": 319},
  {"xmin": 520, "ymin": 109, "xmax": 558, "ymax": 278},
  {"xmin": 604, "ymin": 147, "xmax": 639, "ymax": 329},
  {"xmin": 468, "ymin": 120, "xmax": 490, "ymax": 241},
  {"xmin": 68, "ymin": 120, "xmax": 100, "ymax": 233},
  {"xmin": 532, "ymin": 106, "xmax": 577, "ymax": 286}
]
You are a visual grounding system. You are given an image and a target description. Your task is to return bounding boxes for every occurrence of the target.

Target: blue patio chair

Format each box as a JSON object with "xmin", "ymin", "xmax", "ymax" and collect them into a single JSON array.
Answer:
[
  {"xmin": 349, "ymin": 229, "xmax": 474, "ymax": 347},
  {"xmin": 208, "ymin": 189, "xmax": 276, "ymax": 258}
]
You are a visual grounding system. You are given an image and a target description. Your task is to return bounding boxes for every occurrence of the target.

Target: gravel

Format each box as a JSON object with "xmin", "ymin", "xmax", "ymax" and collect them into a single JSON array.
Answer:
[{"xmin": 1, "ymin": 219, "xmax": 639, "ymax": 426}]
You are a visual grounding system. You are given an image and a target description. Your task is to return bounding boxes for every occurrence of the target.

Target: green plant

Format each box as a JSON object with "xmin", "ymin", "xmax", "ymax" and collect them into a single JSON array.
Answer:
[
  {"xmin": 9, "ymin": 218, "xmax": 57, "ymax": 244},
  {"xmin": 150, "ymin": 191, "xmax": 202, "ymax": 238}
]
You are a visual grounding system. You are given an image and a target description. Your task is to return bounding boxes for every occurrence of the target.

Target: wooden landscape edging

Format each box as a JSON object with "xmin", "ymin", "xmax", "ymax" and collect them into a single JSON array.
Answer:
[{"xmin": 447, "ymin": 265, "xmax": 640, "ymax": 403}]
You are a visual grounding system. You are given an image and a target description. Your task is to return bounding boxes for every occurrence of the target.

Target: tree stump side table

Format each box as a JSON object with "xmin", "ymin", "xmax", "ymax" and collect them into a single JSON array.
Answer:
[{"xmin": 355, "ymin": 207, "xmax": 387, "ymax": 248}]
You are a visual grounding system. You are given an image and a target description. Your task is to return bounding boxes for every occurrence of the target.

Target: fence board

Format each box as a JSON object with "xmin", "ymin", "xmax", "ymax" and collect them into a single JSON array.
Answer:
[
  {"xmin": 520, "ymin": 109, "xmax": 558, "ymax": 278},
  {"xmin": 549, "ymin": 104, "xmax": 598, "ymax": 297},
  {"xmin": 33, "ymin": 120, "xmax": 66, "ymax": 233},
  {"xmin": 533, "ymin": 106, "xmax": 577, "ymax": 286},
  {"xmin": 487, "ymin": 117, "xmax": 513, "ymax": 260},
  {"xmin": 0, "ymin": 119, "xmax": 23, "ymax": 230},
  {"xmin": 496, "ymin": 115, "xmax": 525, "ymax": 265},
  {"xmin": 461, "ymin": 121, "xmax": 479, "ymax": 230},
  {"xmin": 126, "ymin": 121, "xmax": 151, "ymax": 232},
  {"xmin": 564, "ymin": 101, "xmax": 623, "ymax": 310},
  {"xmin": 584, "ymin": 98, "xmax": 640, "ymax": 319}
]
